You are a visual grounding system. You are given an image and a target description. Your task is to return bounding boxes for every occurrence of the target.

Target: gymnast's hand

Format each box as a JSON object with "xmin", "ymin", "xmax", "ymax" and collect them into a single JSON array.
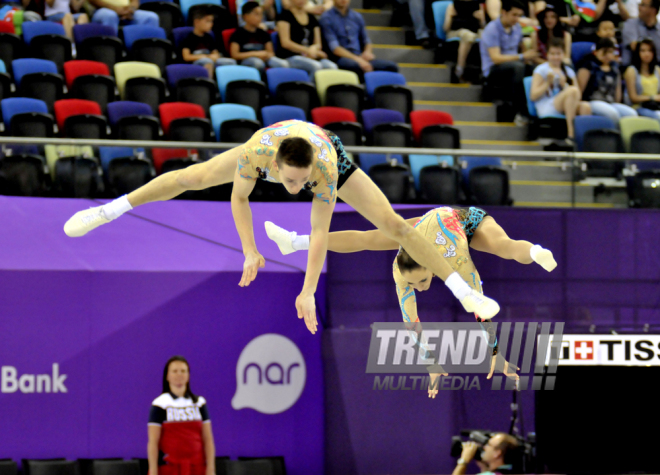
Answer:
[
  {"xmin": 239, "ymin": 250, "xmax": 265, "ymax": 287},
  {"xmin": 428, "ymin": 372, "xmax": 448, "ymax": 399},
  {"xmin": 296, "ymin": 292, "xmax": 317, "ymax": 334},
  {"xmin": 488, "ymin": 354, "xmax": 520, "ymax": 381}
]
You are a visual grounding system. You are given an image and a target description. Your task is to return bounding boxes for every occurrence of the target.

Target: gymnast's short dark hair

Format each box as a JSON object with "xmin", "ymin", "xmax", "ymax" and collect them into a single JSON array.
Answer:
[
  {"xmin": 276, "ymin": 137, "xmax": 314, "ymax": 168},
  {"xmin": 396, "ymin": 248, "xmax": 422, "ymax": 273}
]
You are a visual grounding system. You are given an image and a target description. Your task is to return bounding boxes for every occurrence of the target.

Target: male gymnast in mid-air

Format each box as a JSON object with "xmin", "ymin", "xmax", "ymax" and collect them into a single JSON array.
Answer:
[
  {"xmin": 64, "ymin": 120, "xmax": 501, "ymax": 332},
  {"xmin": 265, "ymin": 205, "xmax": 556, "ymax": 395}
]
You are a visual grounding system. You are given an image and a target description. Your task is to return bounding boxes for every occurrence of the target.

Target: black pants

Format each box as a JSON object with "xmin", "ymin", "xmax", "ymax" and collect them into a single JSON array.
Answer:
[{"xmin": 487, "ymin": 61, "xmax": 532, "ymax": 116}]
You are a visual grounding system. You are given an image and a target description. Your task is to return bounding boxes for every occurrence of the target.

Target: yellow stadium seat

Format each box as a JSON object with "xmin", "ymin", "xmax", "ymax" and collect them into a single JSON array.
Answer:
[
  {"xmin": 114, "ymin": 61, "xmax": 161, "ymax": 98},
  {"xmin": 314, "ymin": 69, "xmax": 360, "ymax": 105},
  {"xmin": 619, "ymin": 116, "xmax": 660, "ymax": 152}
]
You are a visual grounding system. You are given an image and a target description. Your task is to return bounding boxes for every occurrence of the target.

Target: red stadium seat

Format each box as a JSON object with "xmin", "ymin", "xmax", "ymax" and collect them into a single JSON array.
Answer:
[
  {"xmin": 222, "ymin": 28, "xmax": 235, "ymax": 55},
  {"xmin": 152, "ymin": 148, "xmax": 198, "ymax": 174},
  {"xmin": 158, "ymin": 102, "xmax": 206, "ymax": 135},
  {"xmin": 63, "ymin": 60, "xmax": 110, "ymax": 89},
  {"xmin": 0, "ymin": 21, "xmax": 15, "ymax": 34},
  {"xmin": 54, "ymin": 99, "xmax": 102, "ymax": 130},
  {"xmin": 311, "ymin": 107, "xmax": 357, "ymax": 128},
  {"xmin": 410, "ymin": 110, "xmax": 453, "ymax": 144}
]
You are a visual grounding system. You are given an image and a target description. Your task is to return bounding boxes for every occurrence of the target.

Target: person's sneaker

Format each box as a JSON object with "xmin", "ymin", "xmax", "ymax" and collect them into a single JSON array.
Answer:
[
  {"xmin": 460, "ymin": 290, "xmax": 500, "ymax": 320},
  {"xmin": 533, "ymin": 248, "xmax": 557, "ymax": 272},
  {"xmin": 265, "ymin": 221, "xmax": 297, "ymax": 255},
  {"xmin": 514, "ymin": 113, "xmax": 529, "ymax": 127},
  {"xmin": 64, "ymin": 206, "xmax": 111, "ymax": 237}
]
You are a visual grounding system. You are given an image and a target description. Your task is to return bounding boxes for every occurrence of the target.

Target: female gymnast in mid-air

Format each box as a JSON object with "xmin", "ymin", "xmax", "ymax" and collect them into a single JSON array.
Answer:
[{"xmin": 265, "ymin": 206, "xmax": 557, "ymax": 397}]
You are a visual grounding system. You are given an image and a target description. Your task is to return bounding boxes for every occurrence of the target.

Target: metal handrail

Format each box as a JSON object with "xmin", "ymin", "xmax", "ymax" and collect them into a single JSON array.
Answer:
[{"xmin": 2, "ymin": 136, "xmax": 660, "ymax": 161}]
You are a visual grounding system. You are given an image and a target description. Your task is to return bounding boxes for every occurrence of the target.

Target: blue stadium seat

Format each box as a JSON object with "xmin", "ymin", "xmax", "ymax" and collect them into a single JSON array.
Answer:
[
  {"xmin": 432, "ymin": 1, "xmax": 455, "ymax": 42},
  {"xmin": 1, "ymin": 97, "xmax": 48, "ymax": 125},
  {"xmin": 266, "ymin": 68, "xmax": 308, "ymax": 96},
  {"xmin": 12, "ymin": 58, "xmax": 58, "ymax": 87},
  {"xmin": 460, "ymin": 156, "xmax": 501, "ymax": 185},
  {"xmin": 571, "ymin": 42, "xmax": 595, "ymax": 67},
  {"xmin": 172, "ymin": 26, "xmax": 194, "ymax": 49},
  {"xmin": 180, "ymin": 0, "xmax": 222, "ymax": 21},
  {"xmin": 358, "ymin": 154, "xmax": 403, "ymax": 173},
  {"xmin": 216, "ymin": 64, "xmax": 261, "ymax": 101},
  {"xmin": 122, "ymin": 25, "xmax": 167, "ymax": 50},
  {"xmin": 271, "ymin": 31, "xmax": 279, "ymax": 54},
  {"xmin": 107, "ymin": 101, "xmax": 154, "ymax": 126},
  {"xmin": 523, "ymin": 76, "xmax": 566, "ymax": 120},
  {"xmin": 364, "ymin": 71, "xmax": 406, "ymax": 99},
  {"xmin": 166, "ymin": 64, "xmax": 209, "ymax": 89},
  {"xmin": 209, "ymin": 103, "xmax": 257, "ymax": 139},
  {"xmin": 261, "ymin": 105, "xmax": 306, "ymax": 126},
  {"xmin": 22, "ymin": 21, "xmax": 66, "ymax": 44},
  {"xmin": 99, "ymin": 147, "xmax": 145, "ymax": 173},
  {"xmin": 73, "ymin": 24, "xmax": 117, "ymax": 44},
  {"xmin": 408, "ymin": 154, "xmax": 454, "ymax": 189},
  {"xmin": 574, "ymin": 115, "xmax": 617, "ymax": 151},
  {"xmin": 361, "ymin": 108, "xmax": 405, "ymax": 134},
  {"xmin": 0, "ymin": 59, "xmax": 6, "ymax": 74}
]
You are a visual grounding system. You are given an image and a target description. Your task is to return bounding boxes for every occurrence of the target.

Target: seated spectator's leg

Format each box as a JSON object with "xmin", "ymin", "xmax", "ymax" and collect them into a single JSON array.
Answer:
[
  {"xmin": 127, "ymin": 9, "xmax": 160, "ymax": 27},
  {"xmin": 194, "ymin": 58, "xmax": 215, "ymax": 78},
  {"xmin": 578, "ymin": 101, "xmax": 591, "ymax": 116},
  {"xmin": 61, "ymin": 13, "xmax": 74, "ymax": 41},
  {"xmin": 75, "ymin": 13, "xmax": 89, "ymax": 25},
  {"xmin": 241, "ymin": 57, "xmax": 267, "ymax": 72},
  {"xmin": 637, "ymin": 107, "xmax": 660, "ymax": 121},
  {"xmin": 551, "ymin": 85, "xmax": 581, "ymax": 138},
  {"xmin": 336, "ymin": 57, "xmax": 363, "ymax": 76},
  {"xmin": 23, "ymin": 11, "xmax": 42, "ymax": 22},
  {"xmin": 267, "ymin": 57, "xmax": 290, "ymax": 68},
  {"xmin": 320, "ymin": 59, "xmax": 338, "ymax": 70},
  {"xmin": 611, "ymin": 103, "xmax": 638, "ymax": 118},
  {"xmin": 487, "ymin": 61, "xmax": 526, "ymax": 115},
  {"xmin": 288, "ymin": 55, "xmax": 324, "ymax": 76},
  {"xmin": 448, "ymin": 29, "xmax": 477, "ymax": 79},
  {"xmin": 370, "ymin": 59, "xmax": 399, "ymax": 72},
  {"xmin": 589, "ymin": 101, "xmax": 621, "ymax": 122},
  {"xmin": 214, "ymin": 58, "xmax": 237, "ymax": 66},
  {"xmin": 92, "ymin": 8, "xmax": 120, "ymax": 32}
]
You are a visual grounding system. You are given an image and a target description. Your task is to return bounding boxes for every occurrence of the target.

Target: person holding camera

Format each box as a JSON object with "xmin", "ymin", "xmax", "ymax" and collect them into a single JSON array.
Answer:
[{"xmin": 453, "ymin": 433, "xmax": 519, "ymax": 475}]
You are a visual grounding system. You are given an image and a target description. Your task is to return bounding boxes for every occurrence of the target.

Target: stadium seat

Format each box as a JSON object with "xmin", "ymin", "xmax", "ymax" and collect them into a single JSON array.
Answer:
[
  {"xmin": 159, "ymin": 102, "xmax": 211, "ymax": 141},
  {"xmin": 222, "ymin": 28, "xmax": 235, "ymax": 54},
  {"xmin": 571, "ymin": 41, "xmax": 595, "ymax": 67},
  {"xmin": 364, "ymin": 71, "xmax": 406, "ymax": 99},
  {"xmin": 627, "ymin": 170, "xmax": 660, "ymax": 208},
  {"xmin": 322, "ymin": 121, "xmax": 363, "ymax": 145},
  {"xmin": 274, "ymin": 81, "xmax": 319, "ymax": 119},
  {"xmin": 166, "ymin": 64, "xmax": 217, "ymax": 113},
  {"xmin": 54, "ymin": 99, "xmax": 107, "ymax": 138},
  {"xmin": 358, "ymin": 153, "xmax": 402, "ymax": 173},
  {"xmin": 326, "ymin": 84, "xmax": 364, "ymax": 118},
  {"xmin": 364, "ymin": 71, "xmax": 410, "ymax": 119},
  {"xmin": 361, "ymin": 108, "xmax": 405, "ymax": 135},
  {"xmin": 151, "ymin": 148, "xmax": 198, "ymax": 175},
  {"xmin": 410, "ymin": 110, "xmax": 453, "ymax": 143},
  {"xmin": 209, "ymin": 103, "xmax": 257, "ymax": 139},
  {"xmin": 369, "ymin": 163, "xmax": 411, "ymax": 203},
  {"xmin": 523, "ymin": 76, "xmax": 567, "ymax": 139},
  {"xmin": 219, "ymin": 118, "xmax": 261, "ymax": 142},
  {"xmin": 64, "ymin": 61, "xmax": 116, "ymax": 114},
  {"xmin": 432, "ymin": 1, "xmax": 452, "ymax": 41},
  {"xmin": 106, "ymin": 157, "xmax": 155, "ymax": 197},
  {"xmin": 114, "ymin": 62, "xmax": 166, "ymax": 114},
  {"xmin": 574, "ymin": 115, "xmax": 616, "ymax": 151},
  {"xmin": 266, "ymin": 68, "xmax": 308, "ymax": 96},
  {"xmin": 468, "ymin": 166, "xmax": 512, "ymax": 205},
  {"xmin": 372, "ymin": 122, "xmax": 412, "ymax": 147},
  {"xmin": 0, "ymin": 33, "xmax": 23, "ymax": 75},
  {"xmin": 172, "ymin": 27, "xmax": 195, "ymax": 50},
  {"xmin": 0, "ymin": 66, "xmax": 11, "ymax": 108},
  {"xmin": 99, "ymin": 147, "xmax": 144, "ymax": 173},
  {"xmin": 0, "ymin": 154, "xmax": 48, "ymax": 197},
  {"xmin": 55, "ymin": 155, "xmax": 104, "ymax": 198},
  {"xmin": 1, "ymin": 97, "xmax": 54, "ymax": 137},
  {"xmin": 22, "ymin": 21, "xmax": 72, "ymax": 73},
  {"xmin": 630, "ymin": 131, "xmax": 660, "ymax": 171},
  {"xmin": 420, "ymin": 125, "xmax": 460, "ymax": 149},
  {"xmin": 139, "ymin": 1, "xmax": 184, "ymax": 35},
  {"xmin": 74, "ymin": 24, "xmax": 123, "ymax": 72},
  {"xmin": 226, "ymin": 80, "xmax": 267, "ymax": 118},
  {"xmin": 108, "ymin": 101, "xmax": 160, "ymax": 140},
  {"xmin": 93, "ymin": 459, "xmax": 141, "ymax": 475},
  {"xmin": 408, "ymin": 154, "xmax": 454, "ymax": 189},
  {"xmin": 236, "ymin": 457, "xmax": 285, "ymax": 475},
  {"xmin": 460, "ymin": 156, "xmax": 501, "ymax": 185},
  {"xmin": 573, "ymin": 115, "xmax": 622, "ymax": 177},
  {"xmin": 261, "ymin": 105, "xmax": 306, "ymax": 126},
  {"xmin": 216, "ymin": 64, "xmax": 261, "ymax": 100},
  {"xmin": 12, "ymin": 58, "xmax": 64, "ymax": 112},
  {"xmin": 122, "ymin": 25, "xmax": 173, "ymax": 75},
  {"xmin": 311, "ymin": 107, "xmax": 356, "ymax": 128},
  {"xmin": 619, "ymin": 116, "xmax": 660, "ymax": 151},
  {"xmin": 315, "ymin": 69, "xmax": 360, "ymax": 105},
  {"xmin": 0, "ymin": 22, "xmax": 15, "ymax": 35},
  {"xmin": 419, "ymin": 165, "xmax": 460, "ymax": 204}
]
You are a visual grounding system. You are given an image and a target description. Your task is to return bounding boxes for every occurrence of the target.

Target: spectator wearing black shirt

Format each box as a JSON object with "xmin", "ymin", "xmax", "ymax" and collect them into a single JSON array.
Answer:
[
  {"xmin": 444, "ymin": 0, "xmax": 486, "ymax": 82},
  {"xmin": 230, "ymin": 1, "xmax": 289, "ymax": 72},
  {"xmin": 276, "ymin": 0, "xmax": 338, "ymax": 77},
  {"xmin": 181, "ymin": 7, "xmax": 236, "ymax": 78}
]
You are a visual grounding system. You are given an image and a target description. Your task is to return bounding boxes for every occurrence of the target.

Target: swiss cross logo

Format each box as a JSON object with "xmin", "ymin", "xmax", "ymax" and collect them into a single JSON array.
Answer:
[{"xmin": 574, "ymin": 341, "xmax": 594, "ymax": 360}]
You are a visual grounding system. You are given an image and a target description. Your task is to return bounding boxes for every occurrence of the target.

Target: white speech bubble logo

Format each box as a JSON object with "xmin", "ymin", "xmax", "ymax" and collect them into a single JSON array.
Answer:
[{"xmin": 231, "ymin": 333, "xmax": 306, "ymax": 414}]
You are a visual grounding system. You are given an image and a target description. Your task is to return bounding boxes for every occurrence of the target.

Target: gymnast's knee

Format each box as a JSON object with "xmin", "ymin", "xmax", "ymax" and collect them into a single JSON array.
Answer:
[
  {"xmin": 383, "ymin": 214, "xmax": 412, "ymax": 241},
  {"xmin": 174, "ymin": 165, "xmax": 203, "ymax": 190}
]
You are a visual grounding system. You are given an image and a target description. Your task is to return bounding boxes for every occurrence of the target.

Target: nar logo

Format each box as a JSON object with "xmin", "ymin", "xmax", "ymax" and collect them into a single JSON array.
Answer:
[
  {"xmin": 1, "ymin": 364, "xmax": 68, "ymax": 393},
  {"xmin": 574, "ymin": 341, "xmax": 594, "ymax": 360}
]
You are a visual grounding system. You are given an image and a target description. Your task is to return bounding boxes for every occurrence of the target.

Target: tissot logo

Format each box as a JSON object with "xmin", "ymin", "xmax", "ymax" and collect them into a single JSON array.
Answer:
[{"xmin": 1, "ymin": 364, "xmax": 68, "ymax": 393}]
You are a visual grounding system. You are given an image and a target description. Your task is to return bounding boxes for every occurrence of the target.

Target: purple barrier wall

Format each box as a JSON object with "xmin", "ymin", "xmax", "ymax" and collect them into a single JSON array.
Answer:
[
  {"xmin": 0, "ymin": 197, "xmax": 325, "ymax": 475},
  {"xmin": 323, "ymin": 206, "xmax": 660, "ymax": 475}
]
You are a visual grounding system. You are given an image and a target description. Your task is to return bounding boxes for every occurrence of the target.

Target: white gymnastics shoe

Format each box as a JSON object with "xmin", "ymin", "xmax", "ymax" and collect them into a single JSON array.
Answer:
[
  {"xmin": 265, "ymin": 221, "xmax": 297, "ymax": 255},
  {"xmin": 64, "ymin": 206, "xmax": 111, "ymax": 237},
  {"xmin": 460, "ymin": 290, "xmax": 500, "ymax": 320}
]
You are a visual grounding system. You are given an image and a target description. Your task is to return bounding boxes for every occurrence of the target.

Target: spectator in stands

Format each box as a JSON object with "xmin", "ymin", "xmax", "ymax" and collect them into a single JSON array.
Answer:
[
  {"xmin": 45, "ymin": 0, "xmax": 89, "ymax": 41},
  {"xmin": 181, "ymin": 7, "xmax": 236, "ymax": 78},
  {"xmin": 320, "ymin": 0, "xmax": 399, "ymax": 77},
  {"xmin": 88, "ymin": 0, "xmax": 159, "ymax": 33},
  {"xmin": 578, "ymin": 38, "xmax": 638, "ymax": 120},
  {"xmin": 595, "ymin": 20, "xmax": 619, "ymax": 59},
  {"xmin": 394, "ymin": 0, "xmax": 432, "ymax": 48},
  {"xmin": 276, "ymin": 0, "xmax": 338, "ymax": 76},
  {"xmin": 622, "ymin": 0, "xmax": 660, "ymax": 66},
  {"xmin": 148, "ymin": 356, "xmax": 215, "ymax": 475},
  {"xmin": 230, "ymin": 1, "xmax": 289, "ymax": 72},
  {"xmin": 624, "ymin": 38, "xmax": 660, "ymax": 120},
  {"xmin": 283, "ymin": 0, "xmax": 333, "ymax": 15},
  {"xmin": 485, "ymin": 0, "xmax": 539, "ymax": 26},
  {"xmin": 531, "ymin": 38, "xmax": 591, "ymax": 143},
  {"xmin": 236, "ymin": 0, "xmax": 276, "ymax": 28},
  {"xmin": 532, "ymin": 5, "xmax": 571, "ymax": 63},
  {"xmin": 566, "ymin": 0, "xmax": 612, "ymax": 42},
  {"xmin": 444, "ymin": 0, "xmax": 486, "ymax": 82},
  {"xmin": 452, "ymin": 433, "xmax": 519, "ymax": 475},
  {"xmin": 480, "ymin": 0, "xmax": 538, "ymax": 125},
  {"xmin": 22, "ymin": 0, "xmax": 45, "ymax": 21}
]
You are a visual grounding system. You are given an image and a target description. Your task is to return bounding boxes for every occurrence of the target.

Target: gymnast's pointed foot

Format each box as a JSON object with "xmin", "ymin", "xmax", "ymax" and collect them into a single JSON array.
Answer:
[
  {"xmin": 460, "ymin": 290, "xmax": 500, "ymax": 320},
  {"xmin": 64, "ymin": 206, "xmax": 111, "ymax": 237},
  {"xmin": 265, "ymin": 221, "xmax": 309, "ymax": 255},
  {"xmin": 530, "ymin": 245, "xmax": 557, "ymax": 272}
]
